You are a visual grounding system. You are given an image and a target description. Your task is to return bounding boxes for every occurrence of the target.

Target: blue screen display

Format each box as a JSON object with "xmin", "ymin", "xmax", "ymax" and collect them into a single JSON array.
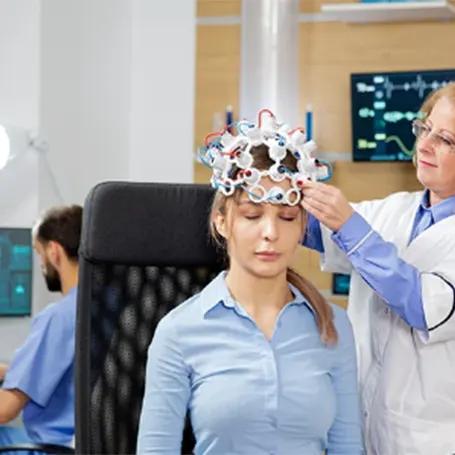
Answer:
[
  {"xmin": 0, "ymin": 228, "xmax": 32, "ymax": 316},
  {"xmin": 351, "ymin": 69, "xmax": 455, "ymax": 162},
  {"xmin": 332, "ymin": 273, "xmax": 351, "ymax": 296}
]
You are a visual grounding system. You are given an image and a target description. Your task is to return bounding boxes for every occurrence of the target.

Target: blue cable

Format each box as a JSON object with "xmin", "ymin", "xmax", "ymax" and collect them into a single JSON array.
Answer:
[
  {"xmin": 236, "ymin": 121, "xmax": 254, "ymax": 136},
  {"xmin": 317, "ymin": 159, "xmax": 333, "ymax": 182},
  {"xmin": 197, "ymin": 146, "xmax": 212, "ymax": 169}
]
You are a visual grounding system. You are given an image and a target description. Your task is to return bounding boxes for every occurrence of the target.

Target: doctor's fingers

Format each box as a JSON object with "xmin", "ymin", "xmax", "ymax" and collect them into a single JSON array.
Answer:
[
  {"xmin": 300, "ymin": 198, "xmax": 321, "ymax": 219},
  {"xmin": 302, "ymin": 194, "xmax": 327, "ymax": 212},
  {"xmin": 301, "ymin": 195, "xmax": 335, "ymax": 220},
  {"xmin": 301, "ymin": 187, "xmax": 338, "ymax": 206},
  {"xmin": 300, "ymin": 180, "xmax": 337, "ymax": 195}
]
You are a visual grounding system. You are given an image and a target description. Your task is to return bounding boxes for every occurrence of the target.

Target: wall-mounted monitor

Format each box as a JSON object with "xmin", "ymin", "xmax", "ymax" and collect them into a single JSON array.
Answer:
[
  {"xmin": 0, "ymin": 228, "xmax": 32, "ymax": 316},
  {"xmin": 332, "ymin": 273, "xmax": 351, "ymax": 296},
  {"xmin": 351, "ymin": 68, "xmax": 455, "ymax": 162}
]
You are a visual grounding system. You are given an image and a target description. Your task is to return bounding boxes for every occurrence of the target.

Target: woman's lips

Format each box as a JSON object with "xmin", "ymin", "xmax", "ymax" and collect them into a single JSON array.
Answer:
[
  {"xmin": 419, "ymin": 159, "xmax": 437, "ymax": 168},
  {"xmin": 255, "ymin": 251, "xmax": 280, "ymax": 261}
]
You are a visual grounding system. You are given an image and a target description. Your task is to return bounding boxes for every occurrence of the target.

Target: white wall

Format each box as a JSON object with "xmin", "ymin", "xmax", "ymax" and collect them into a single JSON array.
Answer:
[
  {"xmin": 0, "ymin": 0, "xmax": 197, "ymax": 361},
  {"xmin": 39, "ymin": 0, "xmax": 133, "ymax": 206},
  {"xmin": 128, "ymin": 0, "xmax": 196, "ymax": 183},
  {"xmin": 40, "ymin": 0, "xmax": 196, "ymax": 208},
  {"xmin": 0, "ymin": 0, "xmax": 42, "ymax": 362}
]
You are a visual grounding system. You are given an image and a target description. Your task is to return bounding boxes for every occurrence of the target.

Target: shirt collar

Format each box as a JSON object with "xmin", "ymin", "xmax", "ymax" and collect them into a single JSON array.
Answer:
[
  {"xmin": 199, "ymin": 271, "xmax": 232, "ymax": 315},
  {"xmin": 420, "ymin": 189, "xmax": 455, "ymax": 224},
  {"xmin": 199, "ymin": 270, "xmax": 316, "ymax": 316}
]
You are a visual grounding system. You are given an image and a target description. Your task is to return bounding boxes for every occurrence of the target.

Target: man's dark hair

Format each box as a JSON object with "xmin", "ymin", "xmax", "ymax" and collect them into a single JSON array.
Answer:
[{"xmin": 35, "ymin": 204, "xmax": 83, "ymax": 262}]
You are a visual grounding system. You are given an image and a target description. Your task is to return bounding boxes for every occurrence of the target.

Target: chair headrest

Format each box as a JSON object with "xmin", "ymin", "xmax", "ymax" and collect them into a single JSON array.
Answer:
[{"xmin": 79, "ymin": 181, "xmax": 220, "ymax": 267}]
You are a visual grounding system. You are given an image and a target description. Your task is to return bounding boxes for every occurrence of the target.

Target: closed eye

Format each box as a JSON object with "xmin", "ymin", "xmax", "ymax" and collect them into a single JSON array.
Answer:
[
  {"xmin": 281, "ymin": 216, "xmax": 297, "ymax": 222},
  {"xmin": 440, "ymin": 136, "xmax": 455, "ymax": 146},
  {"xmin": 279, "ymin": 207, "xmax": 300, "ymax": 221}
]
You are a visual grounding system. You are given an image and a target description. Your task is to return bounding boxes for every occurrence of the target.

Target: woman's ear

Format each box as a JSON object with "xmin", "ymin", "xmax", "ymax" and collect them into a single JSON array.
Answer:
[{"xmin": 213, "ymin": 211, "xmax": 228, "ymax": 240}]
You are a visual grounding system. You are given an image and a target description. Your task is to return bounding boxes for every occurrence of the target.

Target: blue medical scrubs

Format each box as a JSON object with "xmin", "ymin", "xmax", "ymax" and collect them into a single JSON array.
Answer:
[{"xmin": 0, "ymin": 287, "xmax": 77, "ymax": 453}]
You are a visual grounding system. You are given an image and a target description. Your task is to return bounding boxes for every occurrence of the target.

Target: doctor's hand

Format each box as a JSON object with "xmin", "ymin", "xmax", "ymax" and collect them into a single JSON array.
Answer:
[{"xmin": 300, "ymin": 181, "xmax": 354, "ymax": 233}]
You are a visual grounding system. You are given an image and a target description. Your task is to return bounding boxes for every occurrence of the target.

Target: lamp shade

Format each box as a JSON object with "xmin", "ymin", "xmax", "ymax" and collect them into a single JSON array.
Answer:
[
  {"xmin": 0, "ymin": 125, "xmax": 33, "ymax": 171},
  {"xmin": 0, "ymin": 125, "xmax": 10, "ymax": 170}
]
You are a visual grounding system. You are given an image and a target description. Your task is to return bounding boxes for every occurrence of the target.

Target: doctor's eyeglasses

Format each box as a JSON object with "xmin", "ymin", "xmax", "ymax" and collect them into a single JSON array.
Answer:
[{"xmin": 412, "ymin": 120, "xmax": 455, "ymax": 155}]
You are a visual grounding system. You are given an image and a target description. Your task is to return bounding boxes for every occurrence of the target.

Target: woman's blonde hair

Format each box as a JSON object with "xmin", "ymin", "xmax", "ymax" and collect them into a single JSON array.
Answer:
[
  {"xmin": 209, "ymin": 144, "xmax": 338, "ymax": 345},
  {"xmin": 412, "ymin": 82, "xmax": 455, "ymax": 166},
  {"xmin": 420, "ymin": 82, "xmax": 455, "ymax": 118}
]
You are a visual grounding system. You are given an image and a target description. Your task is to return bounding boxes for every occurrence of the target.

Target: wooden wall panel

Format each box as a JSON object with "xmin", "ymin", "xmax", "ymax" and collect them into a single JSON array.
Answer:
[
  {"xmin": 194, "ymin": 24, "xmax": 241, "ymax": 151},
  {"xmin": 197, "ymin": 0, "xmax": 240, "ymax": 17}
]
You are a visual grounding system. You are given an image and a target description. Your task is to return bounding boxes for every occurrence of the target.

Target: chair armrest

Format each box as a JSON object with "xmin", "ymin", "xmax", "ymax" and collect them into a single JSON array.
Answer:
[{"xmin": 0, "ymin": 443, "xmax": 74, "ymax": 454}]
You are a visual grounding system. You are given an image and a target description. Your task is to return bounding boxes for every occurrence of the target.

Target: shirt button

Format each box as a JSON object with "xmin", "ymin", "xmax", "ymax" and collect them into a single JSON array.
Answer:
[
  {"xmin": 384, "ymin": 308, "xmax": 389, "ymax": 314},
  {"xmin": 364, "ymin": 411, "xmax": 369, "ymax": 418}
]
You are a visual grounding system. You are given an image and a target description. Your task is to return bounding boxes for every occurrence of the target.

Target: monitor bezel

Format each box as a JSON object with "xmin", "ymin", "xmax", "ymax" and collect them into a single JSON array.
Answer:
[
  {"xmin": 0, "ymin": 227, "xmax": 33, "ymax": 317},
  {"xmin": 350, "ymin": 68, "xmax": 455, "ymax": 163}
]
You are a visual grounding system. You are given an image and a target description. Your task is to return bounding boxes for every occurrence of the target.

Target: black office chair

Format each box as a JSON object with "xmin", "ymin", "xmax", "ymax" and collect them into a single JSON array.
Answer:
[{"xmin": 74, "ymin": 182, "xmax": 223, "ymax": 455}]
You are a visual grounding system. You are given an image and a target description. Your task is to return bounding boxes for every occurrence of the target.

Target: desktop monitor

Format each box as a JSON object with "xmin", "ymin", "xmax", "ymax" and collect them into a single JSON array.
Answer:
[
  {"xmin": 351, "ymin": 68, "xmax": 455, "ymax": 162},
  {"xmin": 0, "ymin": 228, "xmax": 32, "ymax": 316}
]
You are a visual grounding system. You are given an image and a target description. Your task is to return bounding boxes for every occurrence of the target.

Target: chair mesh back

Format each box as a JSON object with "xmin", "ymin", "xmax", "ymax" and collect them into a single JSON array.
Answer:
[{"xmin": 75, "ymin": 182, "xmax": 222, "ymax": 455}]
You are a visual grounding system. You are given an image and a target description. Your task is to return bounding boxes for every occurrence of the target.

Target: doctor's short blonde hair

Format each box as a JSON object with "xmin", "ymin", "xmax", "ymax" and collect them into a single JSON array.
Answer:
[
  {"xmin": 412, "ymin": 82, "xmax": 455, "ymax": 166},
  {"xmin": 421, "ymin": 82, "xmax": 455, "ymax": 118}
]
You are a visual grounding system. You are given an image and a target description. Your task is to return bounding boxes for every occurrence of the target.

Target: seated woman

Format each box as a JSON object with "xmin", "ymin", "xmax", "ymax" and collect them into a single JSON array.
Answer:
[{"xmin": 136, "ymin": 110, "xmax": 364, "ymax": 455}]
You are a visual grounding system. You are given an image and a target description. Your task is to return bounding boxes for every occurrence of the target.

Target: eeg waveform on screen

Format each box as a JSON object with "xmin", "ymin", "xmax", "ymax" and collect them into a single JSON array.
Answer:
[
  {"xmin": 355, "ymin": 74, "xmax": 452, "ymax": 100},
  {"xmin": 351, "ymin": 70, "xmax": 455, "ymax": 162}
]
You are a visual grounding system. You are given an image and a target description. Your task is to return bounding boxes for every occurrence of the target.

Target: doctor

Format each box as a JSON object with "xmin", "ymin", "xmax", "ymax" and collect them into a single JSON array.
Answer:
[
  {"xmin": 0, "ymin": 205, "xmax": 82, "ymax": 453},
  {"xmin": 300, "ymin": 82, "xmax": 455, "ymax": 455}
]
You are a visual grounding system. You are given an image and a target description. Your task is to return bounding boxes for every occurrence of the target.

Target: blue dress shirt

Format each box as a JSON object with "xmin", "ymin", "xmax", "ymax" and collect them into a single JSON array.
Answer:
[
  {"xmin": 2, "ymin": 287, "xmax": 77, "ymax": 446},
  {"xmin": 137, "ymin": 271, "xmax": 364, "ymax": 455},
  {"xmin": 303, "ymin": 190, "xmax": 455, "ymax": 330}
]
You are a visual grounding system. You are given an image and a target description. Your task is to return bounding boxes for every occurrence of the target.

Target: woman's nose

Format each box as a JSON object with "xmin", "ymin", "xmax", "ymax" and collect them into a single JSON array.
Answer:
[
  {"xmin": 261, "ymin": 217, "xmax": 279, "ymax": 241},
  {"xmin": 418, "ymin": 135, "xmax": 436, "ymax": 155}
]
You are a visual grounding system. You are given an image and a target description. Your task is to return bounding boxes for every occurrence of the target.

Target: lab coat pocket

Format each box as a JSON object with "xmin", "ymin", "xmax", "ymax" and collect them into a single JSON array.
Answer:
[{"xmin": 384, "ymin": 409, "xmax": 455, "ymax": 455}]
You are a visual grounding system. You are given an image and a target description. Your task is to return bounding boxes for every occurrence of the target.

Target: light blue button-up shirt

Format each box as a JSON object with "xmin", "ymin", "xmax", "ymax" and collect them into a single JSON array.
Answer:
[
  {"xmin": 137, "ymin": 271, "xmax": 364, "ymax": 455},
  {"xmin": 303, "ymin": 190, "xmax": 455, "ymax": 330}
]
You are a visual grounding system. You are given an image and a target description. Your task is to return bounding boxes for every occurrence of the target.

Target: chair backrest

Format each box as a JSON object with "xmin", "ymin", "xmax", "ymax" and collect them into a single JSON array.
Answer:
[{"xmin": 75, "ymin": 182, "xmax": 223, "ymax": 455}]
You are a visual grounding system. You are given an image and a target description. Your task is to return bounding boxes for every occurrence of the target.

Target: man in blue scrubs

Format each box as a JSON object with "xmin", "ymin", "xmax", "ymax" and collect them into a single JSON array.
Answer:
[{"xmin": 0, "ymin": 205, "xmax": 83, "ymax": 451}]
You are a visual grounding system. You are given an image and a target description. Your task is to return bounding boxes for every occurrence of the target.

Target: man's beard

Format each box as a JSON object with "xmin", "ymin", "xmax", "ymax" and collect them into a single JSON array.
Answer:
[{"xmin": 43, "ymin": 263, "xmax": 62, "ymax": 292}]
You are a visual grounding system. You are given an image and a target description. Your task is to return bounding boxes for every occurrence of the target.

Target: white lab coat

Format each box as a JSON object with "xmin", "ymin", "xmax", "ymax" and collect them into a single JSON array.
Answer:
[{"xmin": 318, "ymin": 190, "xmax": 455, "ymax": 455}]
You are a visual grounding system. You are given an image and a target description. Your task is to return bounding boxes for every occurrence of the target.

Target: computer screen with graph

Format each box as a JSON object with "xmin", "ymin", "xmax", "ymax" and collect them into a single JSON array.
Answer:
[
  {"xmin": 0, "ymin": 228, "xmax": 33, "ymax": 316},
  {"xmin": 351, "ymin": 69, "xmax": 455, "ymax": 162}
]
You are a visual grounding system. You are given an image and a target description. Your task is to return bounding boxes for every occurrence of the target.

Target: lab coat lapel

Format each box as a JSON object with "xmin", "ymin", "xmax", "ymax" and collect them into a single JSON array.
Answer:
[
  {"xmin": 403, "ymin": 214, "xmax": 455, "ymax": 269},
  {"xmin": 375, "ymin": 192, "xmax": 421, "ymax": 254}
]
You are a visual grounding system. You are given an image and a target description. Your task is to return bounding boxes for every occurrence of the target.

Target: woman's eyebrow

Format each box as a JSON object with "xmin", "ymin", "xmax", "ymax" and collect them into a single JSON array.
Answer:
[
  {"xmin": 237, "ymin": 200, "xmax": 258, "ymax": 207},
  {"xmin": 280, "ymin": 205, "xmax": 299, "ymax": 213}
]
